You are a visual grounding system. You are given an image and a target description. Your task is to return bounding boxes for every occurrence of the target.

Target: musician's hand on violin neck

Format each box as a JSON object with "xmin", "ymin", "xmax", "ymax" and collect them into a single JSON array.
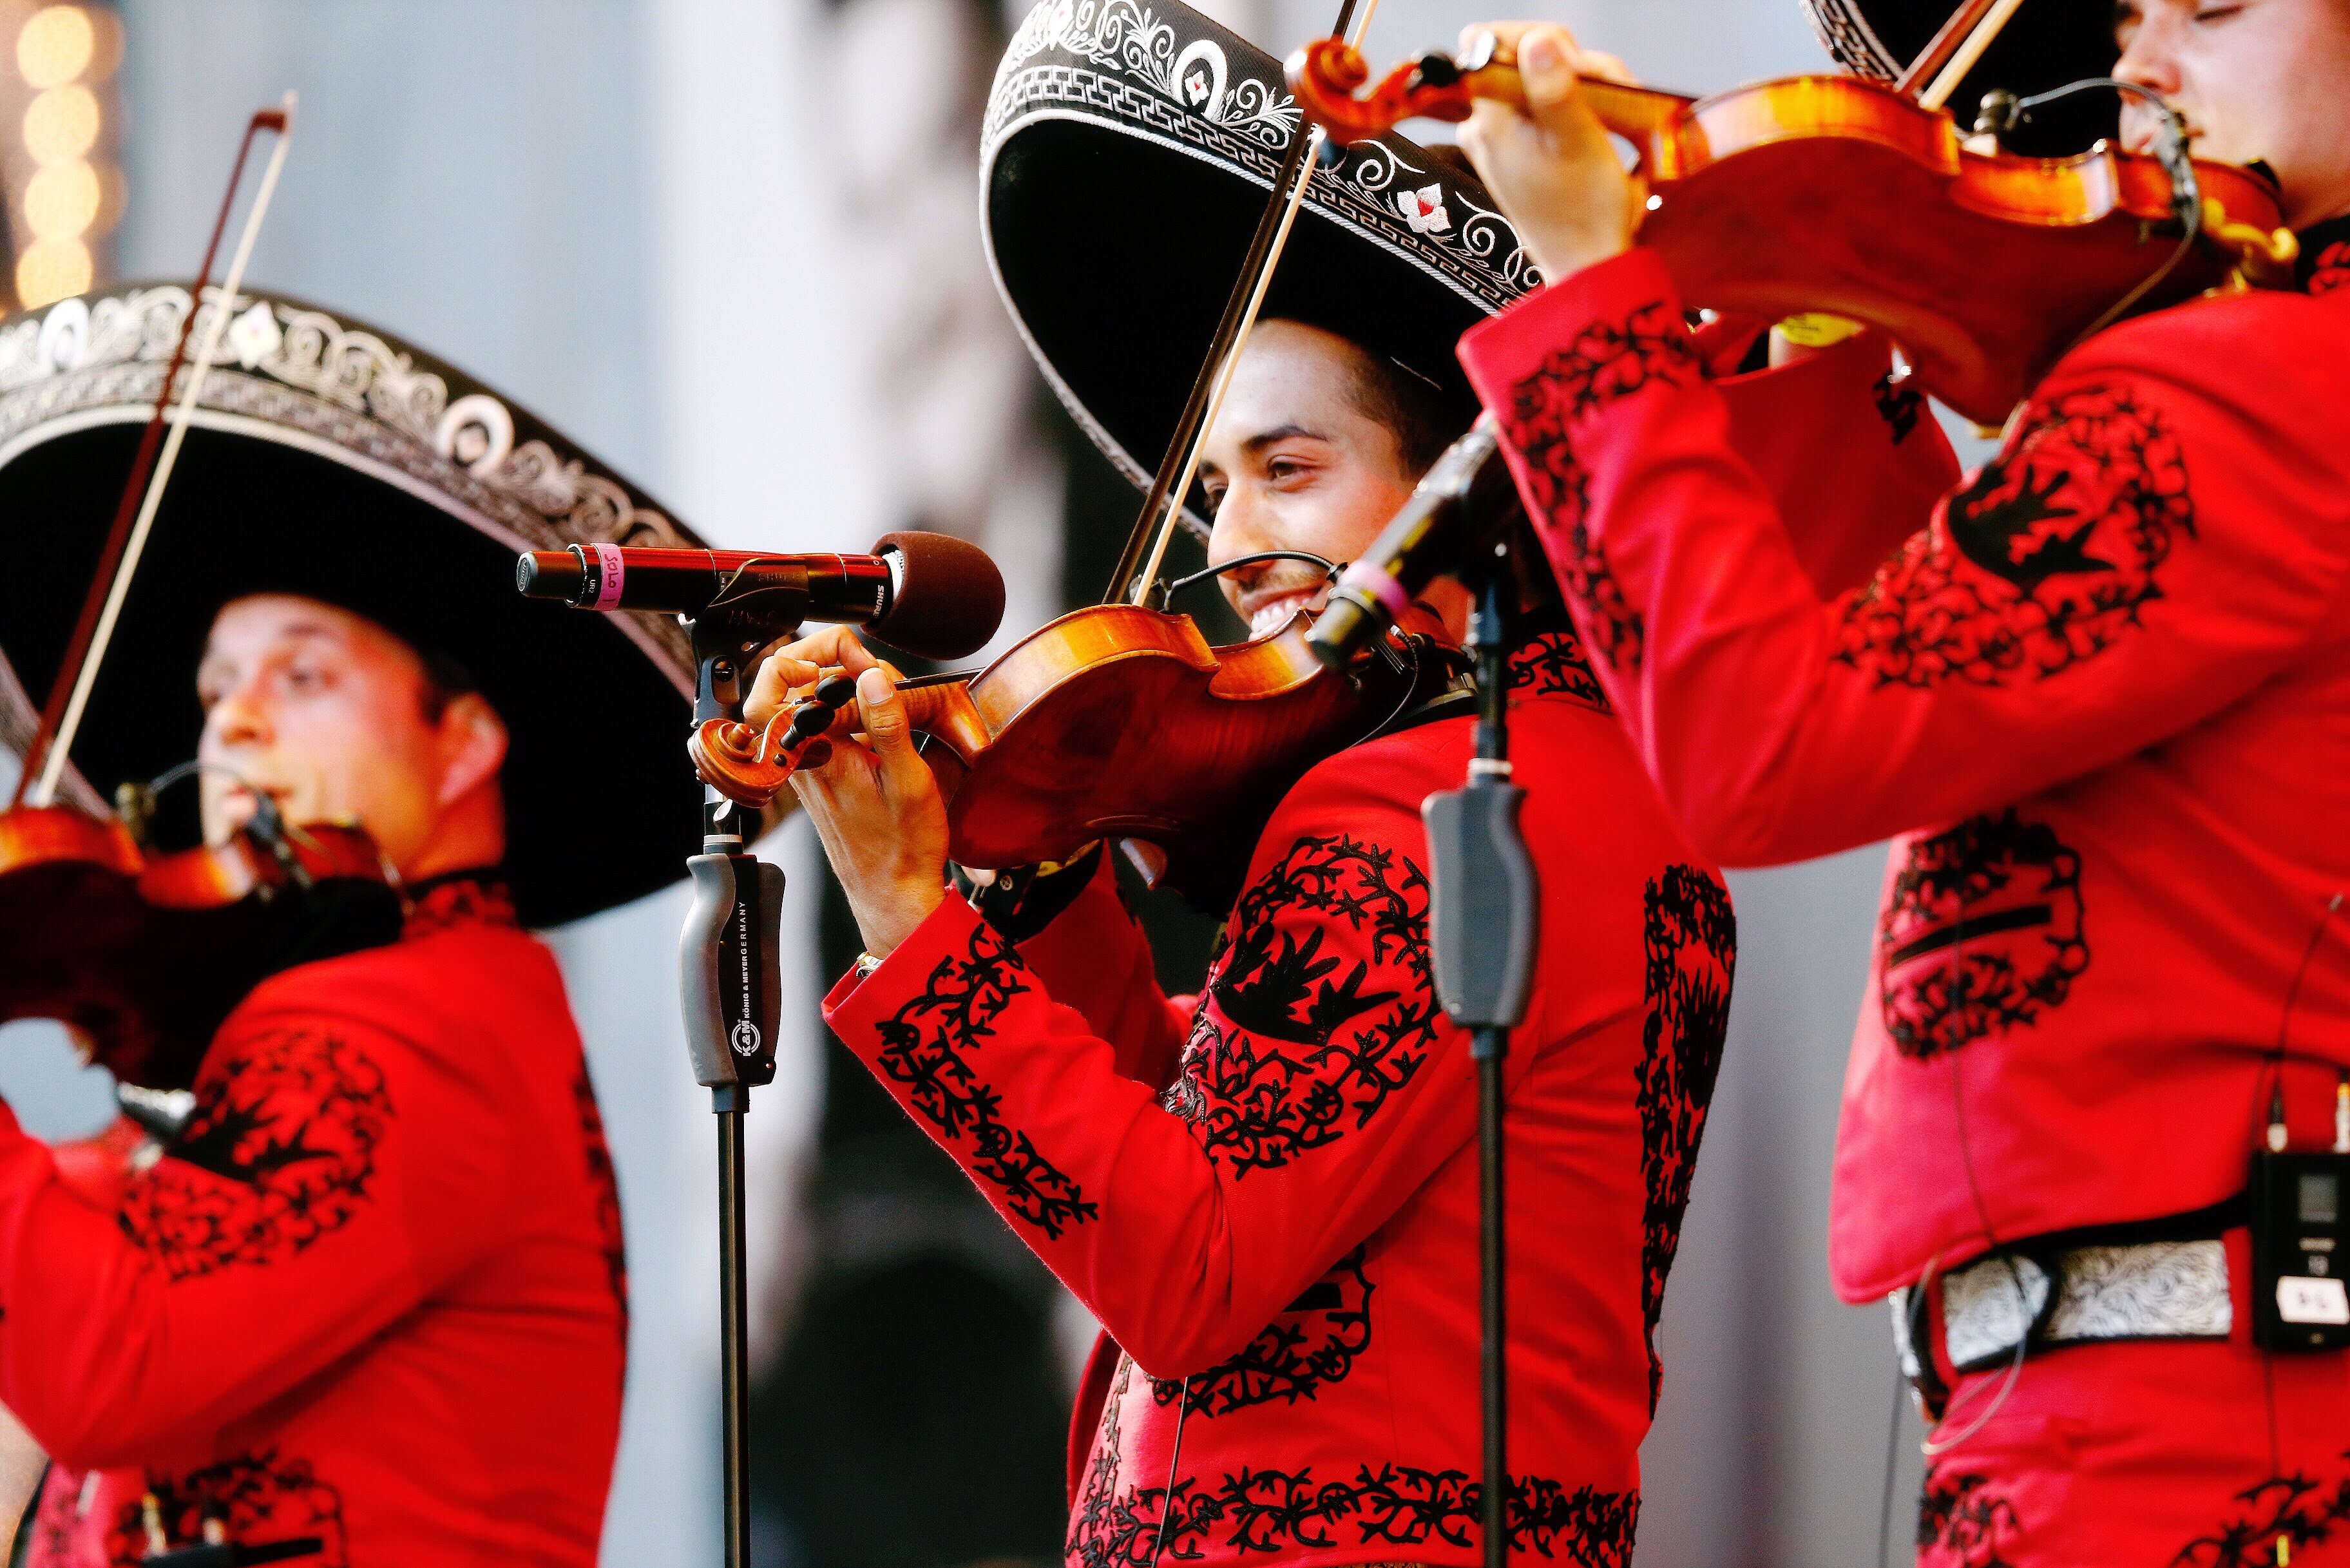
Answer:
[
  {"xmin": 1456, "ymin": 23, "xmax": 1640, "ymax": 282},
  {"xmin": 749, "ymin": 628, "xmax": 947, "ymax": 959}
]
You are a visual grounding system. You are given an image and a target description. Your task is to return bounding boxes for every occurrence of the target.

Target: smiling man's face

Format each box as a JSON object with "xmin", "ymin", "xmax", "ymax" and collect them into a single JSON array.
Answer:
[
  {"xmin": 195, "ymin": 594, "xmax": 505, "ymax": 875},
  {"xmin": 1196, "ymin": 320, "xmax": 1469, "ymax": 642},
  {"xmin": 2115, "ymin": 0, "xmax": 2350, "ymax": 226}
]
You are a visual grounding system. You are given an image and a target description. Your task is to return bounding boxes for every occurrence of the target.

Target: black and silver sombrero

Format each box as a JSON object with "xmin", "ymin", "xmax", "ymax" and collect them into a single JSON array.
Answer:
[
  {"xmin": 981, "ymin": 0, "xmax": 1536, "ymax": 528},
  {"xmin": 1803, "ymin": 0, "xmax": 2121, "ymax": 156},
  {"xmin": 0, "ymin": 285, "xmax": 705, "ymax": 927}
]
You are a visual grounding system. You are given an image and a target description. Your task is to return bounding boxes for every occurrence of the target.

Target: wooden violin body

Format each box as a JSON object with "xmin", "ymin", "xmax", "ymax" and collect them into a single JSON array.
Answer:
[
  {"xmin": 694, "ymin": 602, "xmax": 1439, "ymax": 901},
  {"xmin": 0, "ymin": 805, "xmax": 401, "ymax": 1089},
  {"xmin": 1288, "ymin": 41, "xmax": 2295, "ymax": 422}
]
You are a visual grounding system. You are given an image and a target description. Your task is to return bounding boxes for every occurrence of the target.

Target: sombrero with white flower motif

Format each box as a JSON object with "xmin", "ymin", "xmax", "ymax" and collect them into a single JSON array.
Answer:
[
  {"xmin": 0, "ymin": 285, "xmax": 707, "ymax": 926},
  {"xmin": 981, "ymin": 0, "xmax": 1536, "ymax": 516},
  {"xmin": 1802, "ymin": 0, "xmax": 2122, "ymax": 156}
]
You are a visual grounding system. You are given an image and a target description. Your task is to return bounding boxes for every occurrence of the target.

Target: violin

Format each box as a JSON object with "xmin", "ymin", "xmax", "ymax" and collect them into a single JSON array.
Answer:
[
  {"xmin": 1284, "ymin": 0, "xmax": 2298, "ymax": 423},
  {"xmin": 0, "ymin": 800, "xmax": 399, "ymax": 1089},
  {"xmin": 0, "ymin": 100, "xmax": 404, "ymax": 1088},
  {"xmin": 693, "ymin": 593, "xmax": 1445, "ymax": 899}
]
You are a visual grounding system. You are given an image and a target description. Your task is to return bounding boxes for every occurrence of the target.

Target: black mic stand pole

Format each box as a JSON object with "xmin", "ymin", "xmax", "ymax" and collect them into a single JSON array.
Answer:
[
  {"xmin": 678, "ymin": 607, "xmax": 789, "ymax": 1568},
  {"xmin": 1422, "ymin": 561, "xmax": 1538, "ymax": 1568}
]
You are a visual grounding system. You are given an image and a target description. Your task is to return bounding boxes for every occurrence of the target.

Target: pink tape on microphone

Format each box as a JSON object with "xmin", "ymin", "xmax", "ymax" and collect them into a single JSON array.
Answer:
[
  {"xmin": 590, "ymin": 542, "xmax": 626, "ymax": 611},
  {"xmin": 1341, "ymin": 562, "xmax": 1414, "ymax": 618}
]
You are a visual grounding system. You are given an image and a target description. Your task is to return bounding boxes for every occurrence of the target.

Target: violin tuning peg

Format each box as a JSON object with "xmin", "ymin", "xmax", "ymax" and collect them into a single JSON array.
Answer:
[
  {"xmin": 814, "ymin": 674, "xmax": 859, "ymax": 709},
  {"xmin": 788, "ymin": 701, "xmax": 836, "ymax": 741}
]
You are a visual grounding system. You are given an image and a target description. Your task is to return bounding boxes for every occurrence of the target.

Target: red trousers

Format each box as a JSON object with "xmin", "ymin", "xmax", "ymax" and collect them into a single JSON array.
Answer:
[{"xmin": 1918, "ymin": 1334, "xmax": 2350, "ymax": 1566}]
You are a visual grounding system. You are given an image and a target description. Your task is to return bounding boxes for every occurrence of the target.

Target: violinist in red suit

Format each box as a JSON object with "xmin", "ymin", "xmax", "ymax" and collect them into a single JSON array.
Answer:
[
  {"xmin": 0, "ymin": 289, "xmax": 710, "ymax": 1565},
  {"xmin": 1453, "ymin": 0, "xmax": 2350, "ymax": 1560},
  {"xmin": 720, "ymin": 5, "xmax": 1950, "ymax": 1562}
]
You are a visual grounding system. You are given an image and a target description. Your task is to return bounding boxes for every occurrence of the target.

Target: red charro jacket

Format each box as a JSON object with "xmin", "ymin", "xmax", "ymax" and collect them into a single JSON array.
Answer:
[
  {"xmin": 825, "ymin": 617, "xmax": 1734, "ymax": 1568},
  {"xmin": 1, "ymin": 879, "xmax": 627, "ymax": 1567},
  {"xmin": 1458, "ymin": 224, "xmax": 2350, "ymax": 1301}
]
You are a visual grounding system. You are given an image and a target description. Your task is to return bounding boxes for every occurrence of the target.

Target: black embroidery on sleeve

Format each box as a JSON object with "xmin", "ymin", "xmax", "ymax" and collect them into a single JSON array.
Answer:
[
  {"xmin": 573, "ymin": 1066, "xmax": 630, "ymax": 1344},
  {"xmin": 1836, "ymin": 384, "xmax": 2192, "ymax": 689},
  {"xmin": 2173, "ymin": 1464, "xmax": 2350, "ymax": 1568},
  {"xmin": 106, "ymin": 1451, "xmax": 347, "ymax": 1568},
  {"xmin": 1505, "ymin": 612, "xmax": 1610, "ymax": 713},
  {"xmin": 1150, "ymin": 1245, "xmax": 1375, "ymax": 1417},
  {"xmin": 1498, "ymin": 301, "xmax": 1702, "ymax": 676},
  {"xmin": 1916, "ymin": 1467, "xmax": 2021, "ymax": 1568},
  {"xmin": 1636, "ymin": 866, "xmax": 1736, "ymax": 1413},
  {"xmin": 872, "ymin": 921, "xmax": 1098, "ymax": 1238},
  {"xmin": 117, "ymin": 1029, "xmax": 391, "ymax": 1281},
  {"xmin": 1878, "ymin": 810, "xmax": 2088, "ymax": 1061},
  {"xmin": 1167, "ymin": 835, "xmax": 1437, "ymax": 1177}
]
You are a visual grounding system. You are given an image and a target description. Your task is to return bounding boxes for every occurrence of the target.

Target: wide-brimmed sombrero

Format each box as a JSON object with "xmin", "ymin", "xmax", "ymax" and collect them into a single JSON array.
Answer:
[
  {"xmin": 981, "ymin": 0, "xmax": 1536, "ymax": 530},
  {"xmin": 1803, "ymin": 0, "xmax": 2121, "ymax": 156},
  {"xmin": 0, "ymin": 285, "xmax": 706, "ymax": 927}
]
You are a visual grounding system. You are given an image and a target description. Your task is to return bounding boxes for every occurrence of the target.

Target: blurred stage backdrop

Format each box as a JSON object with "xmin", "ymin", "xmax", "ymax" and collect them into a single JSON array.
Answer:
[{"xmin": 0, "ymin": 0, "xmax": 1986, "ymax": 1562}]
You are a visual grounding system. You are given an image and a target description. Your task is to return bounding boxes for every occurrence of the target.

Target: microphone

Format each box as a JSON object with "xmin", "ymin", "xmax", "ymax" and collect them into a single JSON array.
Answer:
[
  {"xmin": 516, "ymin": 531, "xmax": 1006, "ymax": 662},
  {"xmin": 1306, "ymin": 417, "xmax": 1516, "ymax": 670}
]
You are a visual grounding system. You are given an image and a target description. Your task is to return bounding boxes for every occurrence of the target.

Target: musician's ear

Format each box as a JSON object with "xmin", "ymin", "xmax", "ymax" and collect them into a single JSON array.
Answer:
[{"xmin": 434, "ymin": 691, "xmax": 509, "ymax": 807}]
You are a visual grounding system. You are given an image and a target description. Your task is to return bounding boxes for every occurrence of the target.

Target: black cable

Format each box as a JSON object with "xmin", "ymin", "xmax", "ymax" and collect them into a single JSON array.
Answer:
[{"xmin": 1159, "ymin": 550, "xmax": 1338, "ymax": 603}]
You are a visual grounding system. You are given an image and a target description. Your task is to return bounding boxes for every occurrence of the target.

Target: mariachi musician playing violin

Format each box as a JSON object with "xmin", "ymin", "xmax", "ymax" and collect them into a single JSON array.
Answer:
[
  {"xmin": 732, "ymin": 5, "xmax": 1950, "ymax": 1562},
  {"xmin": 1442, "ymin": 0, "xmax": 2350, "ymax": 1560},
  {"xmin": 0, "ymin": 288, "xmax": 709, "ymax": 1565}
]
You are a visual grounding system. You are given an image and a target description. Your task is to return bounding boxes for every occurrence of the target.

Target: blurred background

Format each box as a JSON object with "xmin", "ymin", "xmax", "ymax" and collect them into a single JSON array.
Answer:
[{"xmin": 0, "ymin": 0, "xmax": 1991, "ymax": 1562}]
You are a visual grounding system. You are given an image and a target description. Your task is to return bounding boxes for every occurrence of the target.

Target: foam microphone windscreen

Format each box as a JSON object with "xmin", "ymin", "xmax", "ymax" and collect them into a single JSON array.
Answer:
[{"xmin": 868, "ymin": 531, "xmax": 1007, "ymax": 661}]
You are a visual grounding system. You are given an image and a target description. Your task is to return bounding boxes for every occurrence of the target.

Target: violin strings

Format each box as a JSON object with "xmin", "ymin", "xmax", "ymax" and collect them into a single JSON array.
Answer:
[{"xmin": 30, "ymin": 94, "xmax": 298, "ymax": 810}]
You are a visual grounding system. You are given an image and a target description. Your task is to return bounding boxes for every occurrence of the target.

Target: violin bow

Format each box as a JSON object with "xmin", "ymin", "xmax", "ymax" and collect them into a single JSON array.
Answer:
[
  {"xmin": 14, "ymin": 94, "xmax": 297, "ymax": 811},
  {"xmin": 1896, "ymin": 0, "xmax": 2028, "ymax": 110},
  {"xmin": 1102, "ymin": 0, "xmax": 1383, "ymax": 607}
]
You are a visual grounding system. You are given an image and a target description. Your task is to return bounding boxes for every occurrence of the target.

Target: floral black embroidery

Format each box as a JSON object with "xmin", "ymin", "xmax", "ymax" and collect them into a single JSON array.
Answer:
[
  {"xmin": 1873, "ymin": 370, "xmax": 1925, "ymax": 444},
  {"xmin": 399, "ymin": 873, "xmax": 518, "ymax": 938},
  {"xmin": 1087, "ymin": 1460, "xmax": 1632, "ymax": 1562},
  {"xmin": 574, "ymin": 1066, "xmax": 629, "ymax": 1344},
  {"xmin": 1916, "ymin": 1467, "xmax": 2021, "ymax": 1568},
  {"xmin": 117, "ymin": 1028, "xmax": 391, "ymax": 1280},
  {"xmin": 1505, "ymin": 613, "xmax": 1610, "ymax": 712},
  {"xmin": 1836, "ymin": 383, "xmax": 2192, "ymax": 688},
  {"xmin": 2173, "ymin": 1466, "xmax": 2350, "ymax": 1567},
  {"xmin": 1169, "ymin": 835, "xmax": 1437, "ymax": 1177},
  {"xmin": 1879, "ymin": 810, "xmax": 2088, "ymax": 1061},
  {"xmin": 1151, "ymin": 1246, "xmax": 1375, "ymax": 1417},
  {"xmin": 1067, "ymin": 1359, "xmax": 1152, "ymax": 1568},
  {"xmin": 873, "ymin": 921, "xmax": 1098, "ymax": 1238},
  {"xmin": 1499, "ymin": 301, "xmax": 1701, "ymax": 674},
  {"xmin": 106, "ymin": 1450, "xmax": 346, "ymax": 1568},
  {"xmin": 1636, "ymin": 866, "xmax": 1735, "ymax": 1412}
]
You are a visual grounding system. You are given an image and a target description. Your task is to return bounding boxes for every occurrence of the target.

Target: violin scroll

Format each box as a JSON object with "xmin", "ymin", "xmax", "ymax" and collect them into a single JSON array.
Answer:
[
  {"xmin": 1285, "ymin": 35, "xmax": 1678, "ymax": 152},
  {"xmin": 1282, "ymin": 37, "xmax": 1520, "ymax": 142},
  {"xmin": 689, "ymin": 674, "xmax": 858, "ymax": 810}
]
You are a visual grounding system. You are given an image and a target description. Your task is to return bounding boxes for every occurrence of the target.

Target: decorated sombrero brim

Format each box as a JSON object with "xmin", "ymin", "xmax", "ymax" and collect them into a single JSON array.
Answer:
[
  {"xmin": 1802, "ymin": 0, "xmax": 2121, "ymax": 155},
  {"xmin": 982, "ymin": 0, "xmax": 1536, "ymax": 526},
  {"xmin": 0, "ymin": 285, "xmax": 707, "ymax": 927}
]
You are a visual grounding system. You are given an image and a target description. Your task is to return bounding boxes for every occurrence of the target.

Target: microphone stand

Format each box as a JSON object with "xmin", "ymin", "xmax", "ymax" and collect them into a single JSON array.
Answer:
[
  {"xmin": 677, "ymin": 606, "xmax": 790, "ymax": 1568},
  {"xmin": 1421, "ymin": 567, "xmax": 1538, "ymax": 1568}
]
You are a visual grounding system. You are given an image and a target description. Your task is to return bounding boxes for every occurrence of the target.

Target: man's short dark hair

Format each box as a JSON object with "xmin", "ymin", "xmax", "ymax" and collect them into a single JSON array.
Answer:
[
  {"xmin": 419, "ymin": 649, "xmax": 479, "ymax": 723},
  {"xmin": 1341, "ymin": 346, "xmax": 1471, "ymax": 479}
]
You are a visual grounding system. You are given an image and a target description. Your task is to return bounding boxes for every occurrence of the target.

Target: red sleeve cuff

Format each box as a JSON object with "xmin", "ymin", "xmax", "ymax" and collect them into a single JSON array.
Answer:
[
  {"xmin": 1458, "ymin": 246, "xmax": 1686, "ymax": 405},
  {"xmin": 821, "ymin": 892, "xmax": 991, "ymax": 1039}
]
